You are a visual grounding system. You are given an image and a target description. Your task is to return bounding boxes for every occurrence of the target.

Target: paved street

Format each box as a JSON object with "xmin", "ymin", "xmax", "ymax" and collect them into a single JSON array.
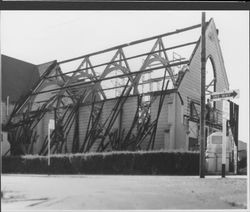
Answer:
[{"xmin": 1, "ymin": 174, "xmax": 247, "ymax": 211}]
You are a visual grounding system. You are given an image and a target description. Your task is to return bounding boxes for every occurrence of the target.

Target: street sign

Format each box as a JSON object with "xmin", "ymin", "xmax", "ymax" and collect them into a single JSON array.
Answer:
[
  {"xmin": 49, "ymin": 119, "xmax": 55, "ymax": 130},
  {"xmin": 48, "ymin": 119, "xmax": 55, "ymax": 168},
  {"xmin": 210, "ymin": 89, "xmax": 239, "ymax": 101}
]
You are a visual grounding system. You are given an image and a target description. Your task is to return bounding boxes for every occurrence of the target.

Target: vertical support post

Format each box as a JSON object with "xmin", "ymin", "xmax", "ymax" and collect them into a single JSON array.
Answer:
[
  {"xmin": 222, "ymin": 100, "xmax": 227, "ymax": 177},
  {"xmin": 229, "ymin": 100, "xmax": 239, "ymax": 174},
  {"xmin": 47, "ymin": 117, "xmax": 55, "ymax": 172},
  {"xmin": 0, "ymin": 40, "xmax": 2, "ymax": 174},
  {"xmin": 73, "ymin": 107, "xmax": 80, "ymax": 153},
  {"xmin": 236, "ymin": 144, "xmax": 238, "ymax": 175},
  {"xmin": 222, "ymin": 100, "xmax": 229, "ymax": 177},
  {"xmin": 54, "ymin": 108, "xmax": 57, "ymax": 145},
  {"xmin": 118, "ymin": 108, "xmax": 123, "ymax": 146},
  {"xmin": 199, "ymin": 12, "xmax": 206, "ymax": 178},
  {"xmin": 48, "ymin": 125, "xmax": 51, "ymax": 167},
  {"xmin": 6, "ymin": 96, "xmax": 9, "ymax": 116},
  {"xmin": 234, "ymin": 141, "xmax": 238, "ymax": 174},
  {"xmin": 234, "ymin": 104, "xmax": 239, "ymax": 175}
]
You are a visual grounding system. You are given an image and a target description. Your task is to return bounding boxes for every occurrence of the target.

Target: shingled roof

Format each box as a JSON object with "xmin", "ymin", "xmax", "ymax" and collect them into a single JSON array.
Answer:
[{"xmin": 1, "ymin": 55, "xmax": 40, "ymax": 103}]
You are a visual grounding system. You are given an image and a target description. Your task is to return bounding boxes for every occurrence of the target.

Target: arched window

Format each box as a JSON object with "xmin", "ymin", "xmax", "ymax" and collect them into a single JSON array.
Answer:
[{"xmin": 206, "ymin": 56, "xmax": 217, "ymax": 101}]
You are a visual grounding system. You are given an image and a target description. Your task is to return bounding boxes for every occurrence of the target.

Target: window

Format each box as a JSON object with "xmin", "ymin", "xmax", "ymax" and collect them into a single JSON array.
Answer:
[{"xmin": 205, "ymin": 57, "xmax": 216, "ymax": 102}]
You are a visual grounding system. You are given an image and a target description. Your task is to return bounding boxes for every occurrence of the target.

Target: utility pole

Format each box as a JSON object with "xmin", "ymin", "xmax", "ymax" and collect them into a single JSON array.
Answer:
[
  {"xmin": 222, "ymin": 100, "xmax": 228, "ymax": 178},
  {"xmin": 0, "ymin": 15, "xmax": 2, "ymax": 175},
  {"xmin": 199, "ymin": 12, "xmax": 206, "ymax": 178}
]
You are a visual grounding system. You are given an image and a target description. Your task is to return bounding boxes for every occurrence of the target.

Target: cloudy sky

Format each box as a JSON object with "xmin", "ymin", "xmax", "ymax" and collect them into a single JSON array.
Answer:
[{"xmin": 1, "ymin": 11, "xmax": 249, "ymax": 143}]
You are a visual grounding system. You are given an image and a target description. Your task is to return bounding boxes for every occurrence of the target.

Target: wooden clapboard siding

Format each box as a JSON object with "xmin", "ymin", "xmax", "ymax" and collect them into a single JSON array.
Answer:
[
  {"xmin": 33, "ymin": 111, "xmax": 54, "ymax": 154},
  {"xmin": 64, "ymin": 109, "xmax": 75, "ymax": 153},
  {"xmin": 33, "ymin": 113, "xmax": 46, "ymax": 154},
  {"xmin": 89, "ymin": 138, "xmax": 101, "ymax": 152},
  {"xmin": 101, "ymin": 99, "xmax": 118, "ymax": 151},
  {"xmin": 66, "ymin": 120, "xmax": 75, "ymax": 153},
  {"xmin": 78, "ymin": 105, "xmax": 91, "ymax": 150},
  {"xmin": 32, "ymin": 19, "xmax": 229, "ymax": 154},
  {"xmin": 76, "ymin": 96, "xmax": 138, "ymax": 152},
  {"xmin": 140, "ymin": 137, "xmax": 150, "ymax": 150},
  {"xmin": 102, "ymin": 99, "xmax": 119, "ymax": 131},
  {"xmin": 174, "ymin": 93, "xmax": 188, "ymax": 150},
  {"xmin": 151, "ymin": 93, "xmax": 175, "ymax": 150},
  {"xmin": 121, "ymin": 96, "xmax": 138, "ymax": 136},
  {"xmin": 180, "ymin": 19, "xmax": 229, "ymax": 113},
  {"xmin": 178, "ymin": 19, "xmax": 229, "ymax": 150},
  {"xmin": 1, "ymin": 102, "xmax": 15, "ymax": 125},
  {"xmin": 180, "ymin": 20, "xmax": 229, "ymax": 119},
  {"xmin": 205, "ymin": 20, "xmax": 229, "ymax": 118}
]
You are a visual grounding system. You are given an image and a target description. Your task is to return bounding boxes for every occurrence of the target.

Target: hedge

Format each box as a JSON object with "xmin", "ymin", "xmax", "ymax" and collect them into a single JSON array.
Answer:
[{"xmin": 2, "ymin": 151, "xmax": 199, "ymax": 175}]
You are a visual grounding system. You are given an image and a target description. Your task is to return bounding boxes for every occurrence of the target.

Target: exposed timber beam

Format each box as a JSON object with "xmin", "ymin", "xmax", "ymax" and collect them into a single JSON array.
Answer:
[
  {"xmin": 30, "ymin": 60, "xmax": 189, "ymax": 96},
  {"xmin": 58, "ymin": 24, "xmax": 202, "ymax": 65},
  {"xmin": 47, "ymin": 41, "xmax": 197, "ymax": 80}
]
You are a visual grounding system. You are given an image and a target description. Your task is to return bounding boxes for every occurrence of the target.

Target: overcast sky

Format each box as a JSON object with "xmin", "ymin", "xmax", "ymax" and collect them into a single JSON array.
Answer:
[{"xmin": 1, "ymin": 11, "xmax": 249, "ymax": 143}]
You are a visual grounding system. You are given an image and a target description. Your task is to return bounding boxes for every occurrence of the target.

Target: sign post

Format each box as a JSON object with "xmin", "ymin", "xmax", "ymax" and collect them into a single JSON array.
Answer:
[
  {"xmin": 210, "ymin": 89, "xmax": 239, "ymax": 178},
  {"xmin": 48, "ymin": 119, "xmax": 55, "ymax": 170},
  {"xmin": 199, "ymin": 11, "xmax": 206, "ymax": 179},
  {"xmin": 229, "ymin": 101, "xmax": 239, "ymax": 174},
  {"xmin": 222, "ymin": 100, "xmax": 229, "ymax": 177}
]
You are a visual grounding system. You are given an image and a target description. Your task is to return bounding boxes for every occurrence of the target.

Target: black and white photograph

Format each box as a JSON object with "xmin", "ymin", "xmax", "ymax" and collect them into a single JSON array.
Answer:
[{"xmin": 1, "ymin": 9, "xmax": 249, "ymax": 211}]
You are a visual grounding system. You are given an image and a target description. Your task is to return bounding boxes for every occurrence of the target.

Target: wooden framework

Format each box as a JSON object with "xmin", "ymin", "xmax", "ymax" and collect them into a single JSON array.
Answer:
[{"xmin": 5, "ymin": 23, "xmax": 207, "ymax": 155}]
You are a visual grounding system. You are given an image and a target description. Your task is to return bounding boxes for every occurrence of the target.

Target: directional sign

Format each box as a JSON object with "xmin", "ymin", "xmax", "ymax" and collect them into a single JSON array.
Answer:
[
  {"xmin": 48, "ymin": 119, "xmax": 55, "ymax": 167},
  {"xmin": 48, "ymin": 119, "xmax": 55, "ymax": 130},
  {"xmin": 210, "ymin": 89, "xmax": 239, "ymax": 101}
]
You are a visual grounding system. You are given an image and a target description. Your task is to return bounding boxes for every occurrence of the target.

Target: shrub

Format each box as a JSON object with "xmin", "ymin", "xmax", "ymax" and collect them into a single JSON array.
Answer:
[{"xmin": 2, "ymin": 151, "xmax": 199, "ymax": 175}]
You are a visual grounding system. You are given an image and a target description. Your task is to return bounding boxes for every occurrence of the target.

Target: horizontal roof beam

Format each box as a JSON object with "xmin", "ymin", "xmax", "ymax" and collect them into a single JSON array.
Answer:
[
  {"xmin": 31, "ymin": 60, "xmax": 189, "ymax": 96},
  {"xmin": 58, "ymin": 23, "xmax": 202, "ymax": 65},
  {"xmin": 46, "ymin": 41, "xmax": 197, "ymax": 80}
]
